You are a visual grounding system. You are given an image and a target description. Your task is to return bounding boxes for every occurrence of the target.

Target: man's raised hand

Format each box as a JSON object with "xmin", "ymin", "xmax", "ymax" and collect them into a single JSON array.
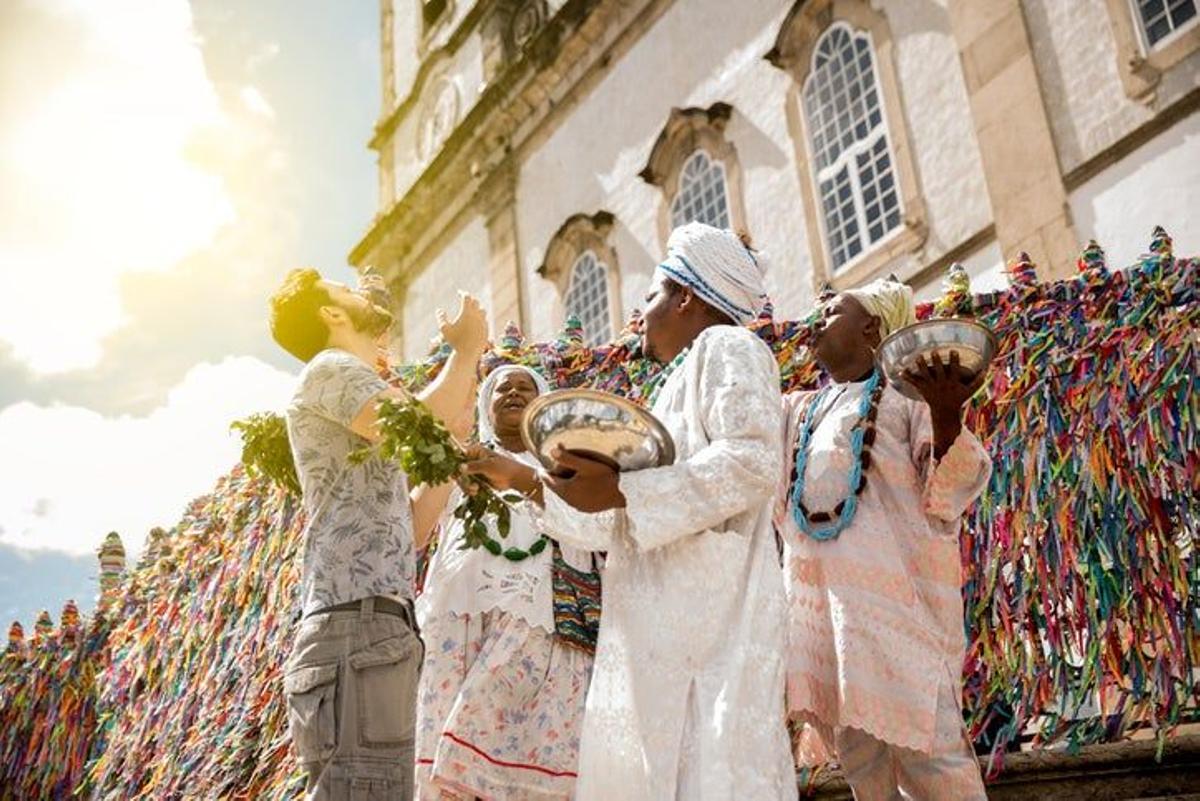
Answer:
[{"xmin": 437, "ymin": 292, "xmax": 488, "ymax": 356}]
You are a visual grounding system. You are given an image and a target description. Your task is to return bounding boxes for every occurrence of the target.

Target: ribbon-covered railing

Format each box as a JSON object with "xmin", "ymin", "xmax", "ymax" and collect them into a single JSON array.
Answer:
[{"xmin": 0, "ymin": 229, "xmax": 1195, "ymax": 798}]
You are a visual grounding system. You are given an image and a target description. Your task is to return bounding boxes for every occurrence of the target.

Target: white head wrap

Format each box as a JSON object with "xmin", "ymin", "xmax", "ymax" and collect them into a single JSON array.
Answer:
[
  {"xmin": 475, "ymin": 364, "xmax": 551, "ymax": 444},
  {"xmin": 843, "ymin": 278, "xmax": 916, "ymax": 338},
  {"xmin": 653, "ymin": 222, "xmax": 768, "ymax": 325}
]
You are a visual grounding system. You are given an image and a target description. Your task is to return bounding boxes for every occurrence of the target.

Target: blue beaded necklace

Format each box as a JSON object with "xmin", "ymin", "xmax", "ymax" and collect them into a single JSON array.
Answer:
[{"xmin": 789, "ymin": 370, "xmax": 884, "ymax": 541}]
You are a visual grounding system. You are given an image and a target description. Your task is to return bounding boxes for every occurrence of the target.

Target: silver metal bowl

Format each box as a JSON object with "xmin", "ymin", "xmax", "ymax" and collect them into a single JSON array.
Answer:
[
  {"xmin": 520, "ymin": 388, "xmax": 676, "ymax": 473},
  {"xmin": 877, "ymin": 319, "xmax": 997, "ymax": 401}
]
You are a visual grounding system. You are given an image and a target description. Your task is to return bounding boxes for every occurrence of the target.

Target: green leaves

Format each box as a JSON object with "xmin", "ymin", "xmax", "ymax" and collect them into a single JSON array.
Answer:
[
  {"xmin": 368, "ymin": 397, "xmax": 464, "ymax": 487},
  {"xmin": 361, "ymin": 396, "xmax": 547, "ymax": 559},
  {"xmin": 230, "ymin": 413, "xmax": 300, "ymax": 497}
]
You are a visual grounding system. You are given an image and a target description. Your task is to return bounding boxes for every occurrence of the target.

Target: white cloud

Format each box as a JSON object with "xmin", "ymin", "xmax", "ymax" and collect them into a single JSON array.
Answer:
[
  {"xmin": 246, "ymin": 40, "xmax": 282, "ymax": 73},
  {"xmin": 0, "ymin": 356, "xmax": 297, "ymax": 557},
  {"xmin": 240, "ymin": 85, "xmax": 276, "ymax": 120},
  {"xmin": 0, "ymin": 0, "xmax": 263, "ymax": 373}
]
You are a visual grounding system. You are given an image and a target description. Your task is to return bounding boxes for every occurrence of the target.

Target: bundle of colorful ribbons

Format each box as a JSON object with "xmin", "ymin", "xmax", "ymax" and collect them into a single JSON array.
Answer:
[{"xmin": 0, "ymin": 228, "xmax": 1195, "ymax": 797}]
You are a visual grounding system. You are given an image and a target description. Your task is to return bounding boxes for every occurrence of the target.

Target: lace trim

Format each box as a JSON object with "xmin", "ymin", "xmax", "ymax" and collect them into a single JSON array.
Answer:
[{"xmin": 787, "ymin": 673, "xmax": 942, "ymax": 755}]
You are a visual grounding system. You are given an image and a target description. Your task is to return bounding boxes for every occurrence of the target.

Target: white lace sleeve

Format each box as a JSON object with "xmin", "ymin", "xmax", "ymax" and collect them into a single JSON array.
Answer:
[
  {"xmin": 618, "ymin": 329, "xmax": 783, "ymax": 552},
  {"xmin": 538, "ymin": 487, "xmax": 618, "ymax": 551},
  {"xmin": 907, "ymin": 399, "xmax": 992, "ymax": 523}
]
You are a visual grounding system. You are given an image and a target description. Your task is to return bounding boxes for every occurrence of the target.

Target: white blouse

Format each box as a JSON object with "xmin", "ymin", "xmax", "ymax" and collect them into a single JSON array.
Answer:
[{"xmin": 416, "ymin": 448, "xmax": 592, "ymax": 632}]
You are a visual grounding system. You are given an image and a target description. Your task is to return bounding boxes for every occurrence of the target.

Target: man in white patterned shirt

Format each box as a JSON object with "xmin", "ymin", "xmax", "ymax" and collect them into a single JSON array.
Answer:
[{"xmin": 269, "ymin": 268, "xmax": 486, "ymax": 800}]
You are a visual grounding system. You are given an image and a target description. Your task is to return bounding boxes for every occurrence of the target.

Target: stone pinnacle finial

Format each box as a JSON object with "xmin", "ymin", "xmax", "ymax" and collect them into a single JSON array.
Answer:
[
  {"xmin": 933, "ymin": 263, "xmax": 973, "ymax": 318},
  {"xmin": 98, "ymin": 531, "xmax": 126, "ymax": 598},
  {"xmin": 1076, "ymin": 240, "xmax": 1106, "ymax": 274},
  {"xmin": 1148, "ymin": 225, "xmax": 1172, "ymax": 258},
  {"xmin": 559, "ymin": 315, "xmax": 584, "ymax": 349},
  {"xmin": 1006, "ymin": 251, "xmax": 1039, "ymax": 287},
  {"xmin": 60, "ymin": 599, "xmax": 80, "ymax": 631},
  {"xmin": 499, "ymin": 321, "xmax": 525, "ymax": 351},
  {"xmin": 59, "ymin": 599, "xmax": 81, "ymax": 644},
  {"xmin": 7, "ymin": 621, "xmax": 24, "ymax": 656},
  {"xmin": 33, "ymin": 609, "xmax": 54, "ymax": 645}
]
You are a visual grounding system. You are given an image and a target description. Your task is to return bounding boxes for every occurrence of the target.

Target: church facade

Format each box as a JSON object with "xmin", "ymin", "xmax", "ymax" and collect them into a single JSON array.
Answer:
[{"xmin": 351, "ymin": 0, "xmax": 1199, "ymax": 359}]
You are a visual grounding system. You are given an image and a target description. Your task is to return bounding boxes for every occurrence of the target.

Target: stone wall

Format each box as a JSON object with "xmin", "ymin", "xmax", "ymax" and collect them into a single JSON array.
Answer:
[{"xmin": 368, "ymin": 0, "xmax": 1200, "ymax": 365}]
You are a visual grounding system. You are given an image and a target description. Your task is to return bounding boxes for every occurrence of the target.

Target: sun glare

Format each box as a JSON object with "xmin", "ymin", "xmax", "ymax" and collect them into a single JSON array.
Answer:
[{"xmin": 0, "ymin": 0, "xmax": 239, "ymax": 374}]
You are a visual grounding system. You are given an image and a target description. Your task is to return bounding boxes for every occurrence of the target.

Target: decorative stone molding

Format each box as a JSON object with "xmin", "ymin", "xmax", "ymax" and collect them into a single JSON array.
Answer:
[
  {"xmin": 416, "ymin": 72, "xmax": 462, "ymax": 163},
  {"xmin": 1102, "ymin": 0, "xmax": 1200, "ymax": 103},
  {"xmin": 351, "ymin": 0, "xmax": 676, "ymax": 294},
  {"xmin": 371, "ymin": 1, "xmax": 493, "ymax": 152},
  {"xmin": 482, "ymin": 0, "xmax": 550, "ymax": 82},
  {"xmin": 537, "ymin": 210, "xmax": 622, "ymax": 333},
  {"xmin": 767, "ymin": 0, "xmax": 929, "ymax": 294},
  {"xmin": 638, "ymin": 101, "xmax": 749, "ymax": 248},
  {"xmin": 511, "ymin": 0, "xmax": 546, "ymax": 50}
]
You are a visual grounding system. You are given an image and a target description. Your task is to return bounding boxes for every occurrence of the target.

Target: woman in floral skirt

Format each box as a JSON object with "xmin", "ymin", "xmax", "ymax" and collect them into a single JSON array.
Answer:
[{"xmin": 414, "ymin": 364, "xmax": 599, "ymax": 801}]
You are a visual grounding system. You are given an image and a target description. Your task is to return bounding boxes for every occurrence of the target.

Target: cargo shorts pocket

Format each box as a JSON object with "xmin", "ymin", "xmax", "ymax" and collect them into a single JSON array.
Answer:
[
  {"xmin": 284, "ymin": 663, "xmax": 339, "ymax": 764},
  {"xmin": 348, "ymin": 634, "xmax": 421, "ymax": 749}
]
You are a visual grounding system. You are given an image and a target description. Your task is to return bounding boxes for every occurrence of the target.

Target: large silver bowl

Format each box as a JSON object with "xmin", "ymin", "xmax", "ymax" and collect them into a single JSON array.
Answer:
[
  {"xmin": 877, "ymin": 319, "xmax": 997, "ymax": 401},
  {"xmin": 520, "ymin": 388, "xmax": 676, "ymax": 473}
]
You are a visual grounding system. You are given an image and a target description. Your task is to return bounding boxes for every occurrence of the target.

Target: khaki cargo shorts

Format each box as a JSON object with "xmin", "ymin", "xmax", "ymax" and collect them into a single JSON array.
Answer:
[{"xmin": 283, "ymin": 598, "xmax": 423, "ymax": 800}]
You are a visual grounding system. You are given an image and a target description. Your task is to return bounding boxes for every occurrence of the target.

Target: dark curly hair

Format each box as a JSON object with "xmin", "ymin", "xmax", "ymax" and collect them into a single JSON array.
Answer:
[{"xmin": 269, "ymin": 268, "xmax": 334, "ymax": 362}]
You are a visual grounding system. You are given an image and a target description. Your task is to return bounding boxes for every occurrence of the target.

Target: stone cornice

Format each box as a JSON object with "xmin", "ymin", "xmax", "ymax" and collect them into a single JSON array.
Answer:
[{"xmin": 350, "ymin": 0, "xmax": 663, "ymax": 277}]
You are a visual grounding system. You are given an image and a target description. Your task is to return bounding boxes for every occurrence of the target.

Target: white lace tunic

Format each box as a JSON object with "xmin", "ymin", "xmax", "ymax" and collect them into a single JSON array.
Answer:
[
  {"xmin": 541, "ymin": 326, "xmax": 798, "ymax": 801},
  {"xmin": 417, "ymin": 449, "xmax": 591, "ymax": 633},
  {"xmin": 774, "ymin": 382, "xmax": 992, "ymax": 758}
]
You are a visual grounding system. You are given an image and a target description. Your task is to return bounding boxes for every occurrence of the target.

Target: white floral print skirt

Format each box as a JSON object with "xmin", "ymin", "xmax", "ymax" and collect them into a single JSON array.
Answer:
[{"xmin": 416, "ymin": 610, "xmax": 593, "ymax": 800}]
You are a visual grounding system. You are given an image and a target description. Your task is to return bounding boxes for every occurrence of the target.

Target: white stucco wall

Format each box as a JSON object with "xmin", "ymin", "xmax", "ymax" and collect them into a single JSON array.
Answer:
[
  {"xmin": 514, "ymin": 0, "xmax": 992, "ymax": 342},
  {"xmin": 516, "ymin": 0, "xmax": 816, "ymax": 343},
  {"xmin": 383, "ymin": 0, "xmax": 1196, "ymax": 361},
  {"xmin": 399, "ymin": 214, "xmax": 491, "ymax": 360},
  {"xmin": 390, "ymin": 34, "xmax": 485, "ymax": 201},
  {"xmin": 913, "ymin": 239, "xmax": 1006, "ymax": 302},
  {"xmin": 882, "ymin": 0, "xmax": 993, "ymax": 255},
  {"xmin": 391, "ymin": 0, "xmax": 421, "ymax": 107},
  {"xmin": 1068, "ymin": 110, "xmax": 1200, "ymax": 269},
  {"xmin": 1024, "ymin": 0, "xmax": 1200, "ymax": 173}
]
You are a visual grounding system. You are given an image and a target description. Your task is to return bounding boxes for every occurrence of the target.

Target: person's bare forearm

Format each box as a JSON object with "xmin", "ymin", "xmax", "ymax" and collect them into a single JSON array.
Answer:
[
  {"xmin": 417, "ymin": 346, "xmax": 484, "ymax": 427},
  {"xmin": 411, "ymin": 481, "xmax": 456, "ymax": 550}
]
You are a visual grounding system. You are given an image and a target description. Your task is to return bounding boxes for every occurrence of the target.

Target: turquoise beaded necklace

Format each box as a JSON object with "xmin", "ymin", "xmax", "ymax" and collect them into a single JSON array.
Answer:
[
  {"xmin": 643, "ymin": 347, "xmax": 690, "ymax": 407},
  {"xmin": 788, "ymin": 370, "xmax": 884, "ymax": 540}
]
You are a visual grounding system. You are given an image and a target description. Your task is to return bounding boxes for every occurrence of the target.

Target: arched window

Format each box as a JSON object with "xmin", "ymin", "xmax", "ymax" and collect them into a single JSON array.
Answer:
[
  {"xmin": 669, "ymin": 150, "xmax": 731, "ymax": 229},
  {"xmin": 802, "ymin": 23, "xmax": 901, "ymax": 271},
  {"xmin": 639, "ymin": 103, "xmax": 748, "ymax": 248},
  {"xmin": 562, "ymin": 251, "xmax": 612, "ymax": 346}
]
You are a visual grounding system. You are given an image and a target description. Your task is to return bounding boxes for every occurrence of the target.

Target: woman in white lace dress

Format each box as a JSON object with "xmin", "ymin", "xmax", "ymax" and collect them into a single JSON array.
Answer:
[{"xmin": 414, "ymin": 365, "xmax": 596, "ymax": 801}]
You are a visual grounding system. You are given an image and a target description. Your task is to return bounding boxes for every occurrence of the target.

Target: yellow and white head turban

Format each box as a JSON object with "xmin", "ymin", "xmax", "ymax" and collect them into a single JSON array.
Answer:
[
  {"xmin": 844, "ymin": 277, "xmax": 915, "ymax": 338},
  {"xmin": 654, "ymin": 222, "xmax": 768, "ymax": 325}
]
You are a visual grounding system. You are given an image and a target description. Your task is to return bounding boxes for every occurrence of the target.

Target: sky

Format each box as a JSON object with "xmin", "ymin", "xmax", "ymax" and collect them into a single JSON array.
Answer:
[{"xmin": 0, "ymin": 0, "xmax": 379, "ymax": 626}]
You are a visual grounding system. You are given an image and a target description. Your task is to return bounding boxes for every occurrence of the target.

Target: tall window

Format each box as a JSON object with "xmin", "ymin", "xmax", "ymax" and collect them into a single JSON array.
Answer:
[
  {"xmin": 802, "ymin": 23, "xmax": 901, "ymax": 271},
  {"xmin": 563, "ymin": 251, "xmax": 612, "ymax": 346},
  {"xmin": 669, "ymin": 150, "xmax": 731, "ymax": 229},
  {"xmin": 1134, "ymin": 0, "xmax": 1197, "ymax": 47}
]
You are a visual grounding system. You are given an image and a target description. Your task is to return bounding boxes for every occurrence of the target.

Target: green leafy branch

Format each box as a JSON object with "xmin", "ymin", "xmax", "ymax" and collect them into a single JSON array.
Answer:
[
  {"xmin": 351, "ymin": 397, "xmax": 539, "ymax": 558},
  {"xmin": 230, "ymin": 412, "xmax": 300, "ymax": 496}
]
